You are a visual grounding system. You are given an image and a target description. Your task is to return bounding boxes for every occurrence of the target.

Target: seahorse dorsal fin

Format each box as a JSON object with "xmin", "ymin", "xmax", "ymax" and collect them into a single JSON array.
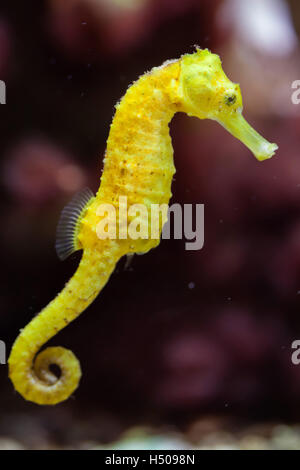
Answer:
[{"xmin": 55, "ymin": 187, "xmax": 94, "ymax": 261}]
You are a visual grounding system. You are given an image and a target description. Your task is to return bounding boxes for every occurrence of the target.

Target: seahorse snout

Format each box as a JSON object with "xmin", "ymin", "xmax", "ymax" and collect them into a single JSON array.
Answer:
[{"xmin": 217, "ymin": 112, "xmax": 278, "ymax": 161}]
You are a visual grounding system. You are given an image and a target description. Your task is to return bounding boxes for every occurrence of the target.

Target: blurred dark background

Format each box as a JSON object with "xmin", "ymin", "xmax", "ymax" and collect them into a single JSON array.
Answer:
[{"xmin": 1, "ymin": 0, "xmax": 300, "ymax": 449}]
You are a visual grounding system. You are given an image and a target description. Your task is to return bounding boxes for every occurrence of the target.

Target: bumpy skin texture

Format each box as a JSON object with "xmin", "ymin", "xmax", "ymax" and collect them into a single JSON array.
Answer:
[{"xmin": 8, "ymin": 49, "xmax": 278, "ymax": 405}]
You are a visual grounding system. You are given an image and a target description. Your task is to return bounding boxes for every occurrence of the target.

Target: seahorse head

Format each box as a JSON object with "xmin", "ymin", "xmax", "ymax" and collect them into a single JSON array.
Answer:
[{"xmin": 179, "ymin": 48, "xmax": 278, "ymax": 161}]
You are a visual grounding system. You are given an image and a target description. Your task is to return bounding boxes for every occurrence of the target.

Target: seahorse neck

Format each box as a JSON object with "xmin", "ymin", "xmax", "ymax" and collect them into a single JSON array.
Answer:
[
  {"xmin": 96, "ymin": 61, "xmax": 182, "ymax": 206},
  {"xmin": 105, "ymin": 60, "xmax": 182, "ymax": 153}
]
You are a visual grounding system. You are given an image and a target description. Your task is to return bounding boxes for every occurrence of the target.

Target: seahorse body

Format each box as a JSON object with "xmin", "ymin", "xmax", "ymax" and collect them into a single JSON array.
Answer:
[{"xmin": 8, "ymin": 49, "xmax": 278, "ymax": 405}]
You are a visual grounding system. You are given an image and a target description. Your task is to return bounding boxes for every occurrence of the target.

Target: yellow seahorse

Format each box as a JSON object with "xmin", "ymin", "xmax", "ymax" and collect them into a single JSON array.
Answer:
[{"xmin": 8, "ymin": 49, "xmax": 278, "ymax": 405}]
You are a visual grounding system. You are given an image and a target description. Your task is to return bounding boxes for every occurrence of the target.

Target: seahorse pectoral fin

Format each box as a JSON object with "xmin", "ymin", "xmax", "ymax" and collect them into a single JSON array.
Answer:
[
  {"xmin": 124, "ymin": 251, "xmax": 147, "ymax": 270},
  {"xmin": 55, "ymin": 187, "xmax": 94, "ymax": 261},
  {"xmin": 216, "ymin": 112, "xmax": 278, "ymax": 162},
  {"xmin": 124, "ymin": 253, "xmax": 134, "ymax": 270}
]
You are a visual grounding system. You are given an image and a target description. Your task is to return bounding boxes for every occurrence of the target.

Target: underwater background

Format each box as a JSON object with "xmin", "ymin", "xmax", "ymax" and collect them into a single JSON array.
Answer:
[{"xmin": 1, "ymin": 0, "xmax": 300, "ymax": 449}]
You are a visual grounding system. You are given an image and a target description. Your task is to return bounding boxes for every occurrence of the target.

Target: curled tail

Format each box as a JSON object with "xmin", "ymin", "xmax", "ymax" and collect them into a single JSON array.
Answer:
[{"xmin": 8, "ymin": 243, "xmax": 120, "ymax": 405}]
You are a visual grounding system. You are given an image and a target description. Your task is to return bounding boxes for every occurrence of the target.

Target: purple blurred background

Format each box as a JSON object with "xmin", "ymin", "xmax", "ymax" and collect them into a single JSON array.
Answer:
[{"xmin": 1, "ymin": 0, "xmax": 300, "ymax": 448}]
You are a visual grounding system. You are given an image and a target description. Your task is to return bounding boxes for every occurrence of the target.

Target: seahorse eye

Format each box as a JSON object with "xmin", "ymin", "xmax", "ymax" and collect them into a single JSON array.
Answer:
[{"xmin": 225, "ymin": 94, "xmax": 237, "ymax": 106}]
